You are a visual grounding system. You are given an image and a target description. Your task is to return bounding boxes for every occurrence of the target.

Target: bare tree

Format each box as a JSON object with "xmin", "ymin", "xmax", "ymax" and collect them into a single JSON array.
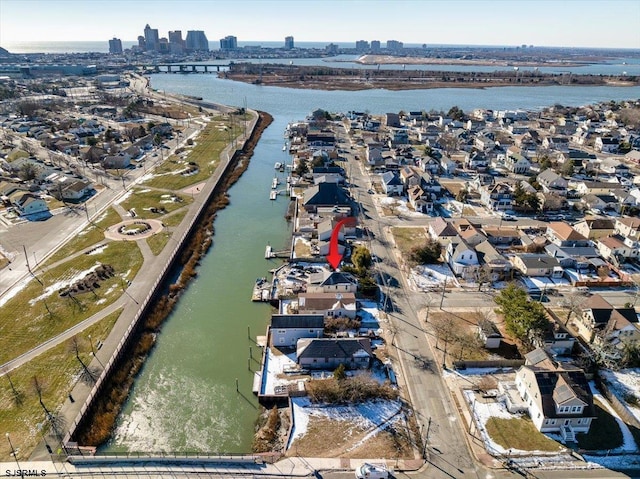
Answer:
[
  {"xmin": 68, "ymin": 336, "xmax": 96, "ymax": 384},
  {"xmin": 1, "ymin": 367, "xmax": 23, "ymax": 406},
  {"xmin": 561, "ymin": 293, "xmax": 587, "ymax": 325}
]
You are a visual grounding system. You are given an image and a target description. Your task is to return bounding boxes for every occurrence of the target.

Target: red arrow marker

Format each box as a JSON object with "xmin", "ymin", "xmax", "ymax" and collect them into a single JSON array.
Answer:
[{"xmin": 327, "ymin": 217, "xmax": 355, "ymax": 270}]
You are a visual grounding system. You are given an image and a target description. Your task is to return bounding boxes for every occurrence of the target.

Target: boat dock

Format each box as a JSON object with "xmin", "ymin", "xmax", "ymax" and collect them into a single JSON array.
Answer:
[
  {"xmin": 265, "ymin": 244, "xmax": 290, "ymax": 260},
  {"xmin": 251, "ymin": 277, "xmax": 271, "ymax": 302}
]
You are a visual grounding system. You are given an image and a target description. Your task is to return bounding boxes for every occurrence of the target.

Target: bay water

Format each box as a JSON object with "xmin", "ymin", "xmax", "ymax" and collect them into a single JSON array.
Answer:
[{"xmin": 106, "ymin": 75, "xmax": 640, "ymax": 452}]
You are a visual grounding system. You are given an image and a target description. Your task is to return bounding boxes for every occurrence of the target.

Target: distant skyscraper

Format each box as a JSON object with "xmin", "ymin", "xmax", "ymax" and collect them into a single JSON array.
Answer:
[
  {"xmin": 284, "ymin": 36, "xmax": 294, "ymax": 49},
  {"xmin": 325, "ymin": 43, "xmax": 339, "ymax": 55},
  {"xmin": 169, "ymin": 30, "xmax": 185, "ymax": 54},
  {"xmin": 137, "ymin": 35, "xmax": 146, "ymax": 50},
  {"xmin": 108, "ymin": 37, "xmax": 123, "ymax": 54},
  {"xmin": 219, "ymin": 35, "xmax": 238, "ymax": 51},
  {"xmin": 386, "ymin": 40, "xmax": 403, "ymax": 51},
  {"xmin": 371, "ymin": 40, "xmax": 381, "ymax": 52},
  {"xmin": 158, "ymin": 38, "xmax": 170, "ymax": 54},
  {"xmin": 355, "ymin": 40, "xmax": 369, "ymax": 52},
  {"xmin": 186, "ymin": 30, "xmax": 210, "ymax": 51},
  {"xmin": 144, "ymin": 24, "xmax": 159, "ymax": 52}
]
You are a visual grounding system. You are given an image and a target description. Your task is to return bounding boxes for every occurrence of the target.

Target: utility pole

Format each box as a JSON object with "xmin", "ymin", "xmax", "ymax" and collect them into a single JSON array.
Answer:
[{"xmin": 439, "ymin": 277, "xmax": 447, "ymax": 309}]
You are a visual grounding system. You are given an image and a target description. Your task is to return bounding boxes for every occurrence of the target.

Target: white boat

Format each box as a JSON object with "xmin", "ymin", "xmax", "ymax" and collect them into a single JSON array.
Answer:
[
  {"xmin": 274, "ymin": 162, "xmax": 282, "ymax": 170},
  {"xmin": 270, "ymin": 190, "xmax": 277, "ymax": 200},
  {"xmin": 272, "ymin": 177, "xmax": 279, "ymax": 189},
  {"xmin": 282, "ymin": 145, "xmax": 287, "ymax": 151}
]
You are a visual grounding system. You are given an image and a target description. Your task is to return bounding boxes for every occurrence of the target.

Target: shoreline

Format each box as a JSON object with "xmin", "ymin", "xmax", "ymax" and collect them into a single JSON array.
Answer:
[
  {"xmin": 354, "ymin": 54, "xmax": 589, "ymax": 68},
  {"xmin": 68, "ymin": 112, "xmax": 273, "ymax": 446}
]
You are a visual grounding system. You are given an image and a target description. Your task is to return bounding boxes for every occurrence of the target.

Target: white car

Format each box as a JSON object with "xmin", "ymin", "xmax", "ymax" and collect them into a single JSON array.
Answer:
[{"xmin": 355, "ymin": 463, "xmax": 391, "ymax": 479}]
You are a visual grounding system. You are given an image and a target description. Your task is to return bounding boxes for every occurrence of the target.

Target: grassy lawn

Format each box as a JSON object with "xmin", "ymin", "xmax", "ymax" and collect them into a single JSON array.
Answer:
[
  {"xmin": 45, "ymin": 207, "xmax": 122, "ymax": 264},
  {"xmin": 146, "ymin": 231, "xmax": 172, "ymax": 256},
  {"xmin": 118, "ymin": 188, "xmax": 192, "ymax": 219},
  {"xmin": 7, "ymin": 149, "xmax": 29, "ymax": 161},
  {"xmin": 162, "ymin": 209, "xmax": 188, "ymax": 227},
  {"xmin": 0, "ymin": 241, "xmax": 142, "ymax": 364},
  {"xmin": 294, "ymin": 238, "xmax": 311, "ymax": 258},
  {"xmin": 143, "ymin": 118, "xmax": 244, "ymax": 190},
  {"xmin": 576, "ymin": 401, "xmax": 623, "ymax": 450},
  {"xmin": 390, "ymin": 226, "xmax": 427, "ymax": 257},
  {"xmin": 486, "ymin": 416, "xmax": 564, "ymax": 452},
  {"xmin": 0, "ymin": 309, "xmax": 122, "ymax": 460}
]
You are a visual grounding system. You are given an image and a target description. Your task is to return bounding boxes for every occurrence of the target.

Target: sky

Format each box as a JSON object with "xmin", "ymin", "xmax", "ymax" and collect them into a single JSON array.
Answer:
[{"xmin": 1, "ymin": 0, "xmax": 639, "ymax": 50}]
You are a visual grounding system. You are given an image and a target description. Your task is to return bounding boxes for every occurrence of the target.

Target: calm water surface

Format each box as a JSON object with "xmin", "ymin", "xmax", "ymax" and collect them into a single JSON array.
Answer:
[{"xmin": 106, "ymin": 75, "xmax": 640, "ymax": 452}]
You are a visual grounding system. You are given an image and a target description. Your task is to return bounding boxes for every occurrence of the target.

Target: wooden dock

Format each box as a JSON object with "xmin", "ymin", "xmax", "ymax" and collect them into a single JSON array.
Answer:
[{"xmin": 251, "ymin": 278, "xmax": 272, "ymax": 301}]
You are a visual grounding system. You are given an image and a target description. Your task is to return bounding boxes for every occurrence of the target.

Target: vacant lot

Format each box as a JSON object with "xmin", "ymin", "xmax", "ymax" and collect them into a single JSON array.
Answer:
[{"xmin": 390, "ymin": 226, "xmax": 427, "ymax": 257}]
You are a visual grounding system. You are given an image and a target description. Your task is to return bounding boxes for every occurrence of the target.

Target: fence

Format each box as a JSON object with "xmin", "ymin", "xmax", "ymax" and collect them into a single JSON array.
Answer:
[{"xmin": 453, "ymin": 360, "xmax": 525, "ymax": 370}]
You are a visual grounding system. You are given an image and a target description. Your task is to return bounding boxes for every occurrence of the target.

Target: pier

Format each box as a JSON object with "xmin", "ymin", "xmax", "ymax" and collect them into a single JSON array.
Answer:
[{"xmin": 140, "ymin": 63, "xmax": 228, "ymax": 74}]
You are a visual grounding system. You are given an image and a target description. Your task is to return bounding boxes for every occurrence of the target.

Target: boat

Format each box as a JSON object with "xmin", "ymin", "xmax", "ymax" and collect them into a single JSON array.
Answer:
[
  {"xmin": 270, "ymin": 190, "xmax": 278, "ymax": 200},
  {"xmin": 282, "ymin": 145, "xmax": 287, "ymax": 151},
  {"xmin": 272, "ymin": 177, "xmax": 279, "ymax": 189},
  {"xmin": 278, "ymin": 163, "xmax": 285, "ymax": 172},
  {"xmin": 274, "ymin": 162, "xmax": 282, "ymax": 170}
]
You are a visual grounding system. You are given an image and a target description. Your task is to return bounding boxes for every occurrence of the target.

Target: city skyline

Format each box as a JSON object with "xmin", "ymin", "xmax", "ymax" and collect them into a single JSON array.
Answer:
[{"xmin": 1, "ymin": 0, "xmax": 640, "ymax": 50}]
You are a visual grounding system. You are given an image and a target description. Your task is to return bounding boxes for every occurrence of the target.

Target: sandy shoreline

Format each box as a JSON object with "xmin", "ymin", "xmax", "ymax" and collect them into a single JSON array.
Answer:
[{"xmin": 354, "ymin": 54, "xmax": 586, "ymax": 68}]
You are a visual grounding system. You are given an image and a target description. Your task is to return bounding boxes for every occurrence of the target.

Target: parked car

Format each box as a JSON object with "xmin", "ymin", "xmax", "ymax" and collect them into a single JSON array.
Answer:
[{"xmin": 355, "ymin": 463, "xmax": 391, "ymax": 479}]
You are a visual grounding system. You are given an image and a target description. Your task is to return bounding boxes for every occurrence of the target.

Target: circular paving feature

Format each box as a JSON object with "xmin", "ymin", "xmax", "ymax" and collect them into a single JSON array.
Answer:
[{"xmin": 104, "ymin": 218, "xmax": 165, "ymax": 241}]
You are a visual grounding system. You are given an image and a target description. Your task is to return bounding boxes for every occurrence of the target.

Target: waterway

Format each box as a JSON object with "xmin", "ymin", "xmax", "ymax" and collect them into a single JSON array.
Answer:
[{"xmin": 106, "ymin": 75, "xmax": 640, "ymax": 453}]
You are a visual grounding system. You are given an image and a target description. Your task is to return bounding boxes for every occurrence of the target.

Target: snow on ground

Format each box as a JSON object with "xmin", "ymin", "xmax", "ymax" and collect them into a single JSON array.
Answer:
[
  {"xmin": 377, "ymin": 196, "xmax": 423, "ymax": 218},
  {"xmin": 261, "ymin": 347, "xmax": 298, "ymax": 396},
  {"xmin": 600, "ymin": 369, "xmax": 640, "ymax": 425},
  {"xmin": 87, "ymin": 244, "xmax": 108, "ymax": 255},
  {"xmin": 288, "ymin": 397, "xmax": 403, "ymax": 450},
  {"xmin": 410, "ymin": 263, "xmax": 459, "ymax": 290},
  {"xmin": 28, "ymin": 262, "xmax": 103, "ymax": 306},
  {"xmin": 520, "ymin": 276, "xmax": 570, "ymax": 290},
  {"xmin": 589, "ymin": 382, "xmax": 638, "ymax": 453},
  {"xmin": 114, "ymin": 188, "xmax": 135, "ymax": 205},
  {"xmin": 359, "ymin": 300, "xmax": 382, "ymax": 334}
]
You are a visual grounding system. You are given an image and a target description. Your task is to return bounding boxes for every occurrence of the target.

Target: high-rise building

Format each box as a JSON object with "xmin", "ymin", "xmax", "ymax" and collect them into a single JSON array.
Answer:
[
  {"xmin": 186, "ymin": 30, "xmax": 210, "ymax": 51},
  {"xmin": 137, "ymin": 35, "xmax": 146, "ymax": 50},
  {"xmin": 169, "ymin": 30, "xmax": 185, "ymax": 54},
  {"xmin": 108, "ymin": 37, "xmax": 123, "ymax": 54},
  {"xmin": 325, "ymin": 43, "xmax": 339, "ymax": 55},
  {"xmin": 158, "ymin": 38, "xmax": 170, "ymax": 54},
  {"xmin": 144, "ymin": 24, "xmax": 159, "ymax": 52},
  {"xmin": 371, "ymin": 40, "xmax": 381, "ymax": 52},
  {"xmin": 219, "ymin": 35, "xmax": 238, "ymax": 51},
  {"xmin": 386, "ymin": 40, "xmax": 403, "ymax": 51},
  {"xmin": 284, "ymin": 36, "xmax": 294, "ymax": 49},
  {"xmin": 355, "ymin": 40, "xmax": 369, "ymax": 52}
]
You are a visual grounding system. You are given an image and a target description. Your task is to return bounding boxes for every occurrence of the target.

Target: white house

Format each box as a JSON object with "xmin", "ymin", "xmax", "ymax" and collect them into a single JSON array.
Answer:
[
  {"xmin": 515, "ymin": 349, "xmax": 595, "ymax": 442},
  {"xmin": 270, "ymin": 314, "xmax": 324, "ymax": 347}
]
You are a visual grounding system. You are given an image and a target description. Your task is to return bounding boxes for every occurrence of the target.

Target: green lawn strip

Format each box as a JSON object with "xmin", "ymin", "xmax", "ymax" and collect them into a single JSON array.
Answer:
[
  {"xmin": 576, "ymin": 400, "xmax": 624, "ymax": 450},
  {"xmin": 46, "ymin": 207, "xmax": 122, "ymax": 264},
  {"xmin": 118, "ymin": 188, "xmax": 192, "ymax": 219},
  {"xmin": 0, "ymin": 308, "xmax": 122, "ymax": 460},
  {"xmin": 7, "ymin": 149, "xmax": 29, "ymax": 161},
  {"xmin": 390, "ymin": 226, "xmax": 428, "ymax": 257},
  {"xmin": 161, "ymin": 209, "xmax": 188, "ymax": 227},
  {"xmin": 146, "ymin": 232, "xmax": 172, "ymax": 256},
  {"xmin": 143, "ymin": 119, "xmax": 244, "ymax": 190},
  {"xmin": 0, "ymin": 241, "xmax": 142, "ymax": 364},
  {"xmin": 485, "ymin": 416, "xmax": 564, "ymax": 452}
]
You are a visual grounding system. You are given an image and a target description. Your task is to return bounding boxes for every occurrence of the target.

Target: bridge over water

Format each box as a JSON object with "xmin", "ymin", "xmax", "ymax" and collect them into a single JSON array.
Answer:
[{"xmin": 140, "ymin": 63, "xmax": 229, "ymax": 74}]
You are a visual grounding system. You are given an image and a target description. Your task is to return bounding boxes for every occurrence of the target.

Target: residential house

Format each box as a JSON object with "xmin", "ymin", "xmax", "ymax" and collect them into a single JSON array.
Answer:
[
  {"xmin": 465, "ymin": 151, "xmax": 489, "ymax": 171},
  {"xmin": 445, "ymin": 238, "xmax": 479, "ymax": 280},
  {"xmin": 537, "ymin": 169, "xmax": 568, "ymax": 196},
  {"xmin": 407, "ymin": 185, "xmax": 433, "ymax": 214},
  {"xmin": 535, "ymin": 322, "xmax": 576, "ymax": 356},
  {"xmin": 511, "ymin": 253, "xmax": 563, "ymax": 278},
  {"xmin": 515, "ymin": 349, "xmax": 595, "ymax": 440},
  {"xmin": 474, "ymin": 240, "xmax": 511, "ymax": 280},
  {"xmin": 596, "ymin": 235, "xmax": 639, "ymax": 262},
  {"xmin": 270, "ymin": 314, "xmax": 324, "ymax": 347},
  {"xmin": 428, "ymin": 217, "xmax": 459, "ymax": 242},
  {"xmin": 614, "ymin": 217, "xmax": 640, "ymax": 241},
  {"xmin": 594, "ymin": 136, "xmax": 619, "ymax": 153},
  {"xmin": 297, "ymin": 292, "xmax": 357, "ymax": 319},
  {"xmin": 312, "ymin": 166, "xmax": 344, "ymax": 184},
  {"xmin": 544, "ymin": 244, "xmax": 600, "ymax": 270},
  {"xmin": 537, "ymin": 192, "xmax": 568, "ymax": 212},
  {"xmin": 381, "ymin": 171, "xmax": 403, "ymax": 196},
  {"xmin": 542, "ymin": 136, "xmax": 570, "ymax": 153},
  {"xmin": 440, "ymin": 155, "xmax": 457, "ymax": 176},
  {"xmin": 365, "ymin": 141, "xmax": 385, "ymax": 169},
  {"xmin": 546, "ymin": 222, "xmax": 591, "ymax": 248},
  {"xmin": 102, "ymin": 153, "xmax": 131, "ymax": 169},
  {"xmin": 51, "ymin": 180, "xmax": 93, "ymax": 202},
  {"xmin": 10, "ymin": 192, "xmax": 49, "ymax": 217},
  {"xmin": 574, "ymin": 294, "xmax": 640, "ymax": 355},
  {"xmin": 480, "ymin": 183, "xmax": 513, "ymax": 211},
  {"xmin": 302, "ymin": 182, "xmax": 351, "ymax": 213},
  {"xmin": 482, "ymin": 227, "xmax": 522, "ymax": 246},
  {"xmin": 573, "ymin": 218, "xmax": 615, "ymax": 240},
  {"xmin": 581, "ymin": 194, "xmax": 618, "ymax": 212},
  {"xmin": 296, "ymin": 338, "xmax": 373, "ymax": 370},
  {"xmin": 505, "ymin": 151, "xmax": 531, "ymax": 174},
  {"xmin": 307, "ymin": 270, "xmax": 358, "ymax": 294}
]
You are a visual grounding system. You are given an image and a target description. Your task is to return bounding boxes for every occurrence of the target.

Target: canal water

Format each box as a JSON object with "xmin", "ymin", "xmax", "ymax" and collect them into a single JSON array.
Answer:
[{"xmin": 107, "ymin": 75, "xmax": 640, "ymax": 452}]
